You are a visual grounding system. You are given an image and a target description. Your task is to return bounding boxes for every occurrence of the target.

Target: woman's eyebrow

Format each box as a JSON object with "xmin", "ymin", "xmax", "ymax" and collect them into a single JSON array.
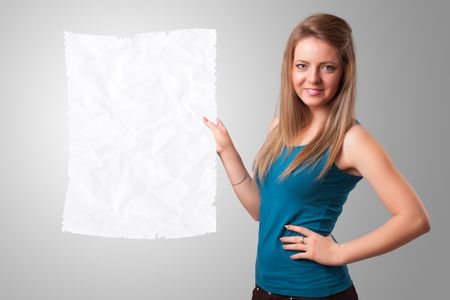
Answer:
[{"xmin": 294, "ymin": 59, "xmax": 338, "ymax": 64}]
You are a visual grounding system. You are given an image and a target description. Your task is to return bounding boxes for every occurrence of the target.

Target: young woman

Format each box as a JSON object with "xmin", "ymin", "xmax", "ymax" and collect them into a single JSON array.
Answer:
[{"xmin": 202, "ymin": 13, "xmax": 431, "ymax": 300}]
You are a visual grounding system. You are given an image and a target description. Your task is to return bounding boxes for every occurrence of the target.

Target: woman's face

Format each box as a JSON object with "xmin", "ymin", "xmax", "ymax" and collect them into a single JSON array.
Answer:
[{"xmin": 291, "ymin": 37, "xmax": 343, "ymax": 109}]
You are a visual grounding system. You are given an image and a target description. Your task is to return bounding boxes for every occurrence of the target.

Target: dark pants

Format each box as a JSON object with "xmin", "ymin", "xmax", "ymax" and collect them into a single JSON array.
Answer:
[{"xmin": 251, "ymin": 284, "xmax": 359, "ymax": 300}]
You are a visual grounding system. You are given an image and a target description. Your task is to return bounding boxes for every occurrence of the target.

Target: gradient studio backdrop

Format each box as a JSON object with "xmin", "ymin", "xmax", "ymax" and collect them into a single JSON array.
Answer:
[{"xmin": 0, "ymin": 0, "xmax": 448, "ymax": 299}]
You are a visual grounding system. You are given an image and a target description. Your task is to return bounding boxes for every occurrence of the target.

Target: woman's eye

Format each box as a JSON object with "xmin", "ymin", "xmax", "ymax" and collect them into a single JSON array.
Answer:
[
  {"xmin": 323, "ymin": 65, "xmax": 335, "ymax": 71},
  {"xmin": 296, "ymin": 63, "xmax": 306, "ymax": 70}
]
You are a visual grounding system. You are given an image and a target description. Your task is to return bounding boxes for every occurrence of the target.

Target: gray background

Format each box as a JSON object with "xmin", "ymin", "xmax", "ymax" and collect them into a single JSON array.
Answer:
[{"xmin": 0, "ymin": 0, "xmax": 448, "ymax": 299}]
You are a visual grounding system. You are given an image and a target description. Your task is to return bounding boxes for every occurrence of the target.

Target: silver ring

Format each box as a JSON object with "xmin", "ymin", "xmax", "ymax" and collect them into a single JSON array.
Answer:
[{"xmin": 301, "ymin": 236, "xmax": 305, "ymax": 244}]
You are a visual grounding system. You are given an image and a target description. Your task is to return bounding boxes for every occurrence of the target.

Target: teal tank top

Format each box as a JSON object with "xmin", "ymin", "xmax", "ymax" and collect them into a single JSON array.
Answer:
[{"xmin": 255, "ymin": 140, "xmax": 363, "ymax": 297}]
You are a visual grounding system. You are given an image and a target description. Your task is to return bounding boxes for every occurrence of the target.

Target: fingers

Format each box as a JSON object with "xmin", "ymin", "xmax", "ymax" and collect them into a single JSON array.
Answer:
[
  {"xmin": 282, "ymin": 242, "xmax": 307, "ymax": 251},
  {"xmin": 216, "ymin": 118, "xmax": 225, "ymax": 129},
  {"xmin": 289, "ymin": 252, "xmax": 309, "ymax": 260},
  {"xmin": 280, "ymin": 235, "xmax": 308, "ymax": 255},
  {"xmin": 280, "ymin": 236, "xmax": 306, "ymax": 244},
  {"xmin": 203, "ymin": 116, "xmax": 224, "ymax": 128},
  {"xmin": 284, "ymin": 225, "xmax": 313, "ymax": 237},
  {"xmin": 202, "ymin": 116, "xmax": 215, "ymax": 127}
]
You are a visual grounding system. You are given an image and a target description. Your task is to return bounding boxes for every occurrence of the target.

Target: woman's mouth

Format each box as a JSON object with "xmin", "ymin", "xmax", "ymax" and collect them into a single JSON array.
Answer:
[{"xmin": 305, "ymin": 88, "xmax": 323, "ymax": 96}]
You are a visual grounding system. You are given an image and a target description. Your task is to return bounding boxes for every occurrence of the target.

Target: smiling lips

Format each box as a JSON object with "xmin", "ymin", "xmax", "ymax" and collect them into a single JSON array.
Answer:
[{"xmin": 305, "ymin": 88, "xmax": 323, "ymax": 96}]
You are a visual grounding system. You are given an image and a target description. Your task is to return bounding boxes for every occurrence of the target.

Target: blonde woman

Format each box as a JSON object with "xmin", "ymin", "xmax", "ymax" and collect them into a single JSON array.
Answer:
[{"xmin": 203, "ymin": 13, "xmax": 430, "ymax": 300}]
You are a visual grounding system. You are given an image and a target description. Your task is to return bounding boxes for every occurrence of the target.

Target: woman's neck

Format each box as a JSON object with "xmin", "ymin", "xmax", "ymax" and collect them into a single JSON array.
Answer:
[{"xmin": 308, "ymin": 105, "xmax": 330, "ymax": 130}]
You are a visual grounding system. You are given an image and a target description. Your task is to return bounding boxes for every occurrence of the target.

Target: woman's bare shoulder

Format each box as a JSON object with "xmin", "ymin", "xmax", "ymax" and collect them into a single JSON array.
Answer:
[
  {"xmin": 340, "ymin": 121, "xmax": 392, "ymax": 176},
  {"xmin": 334, "ymin": 122, "xmax": 366, "ymax": 176},
  {"xmin": 344, "ymin": 121, "xmax": 371, "ymax": 148}
]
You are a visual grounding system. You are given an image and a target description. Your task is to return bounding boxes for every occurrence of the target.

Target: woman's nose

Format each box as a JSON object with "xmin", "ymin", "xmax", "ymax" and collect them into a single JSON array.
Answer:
[{"xmin": 307, "ymin": 68, "xmax": 321, "ymax": 83}]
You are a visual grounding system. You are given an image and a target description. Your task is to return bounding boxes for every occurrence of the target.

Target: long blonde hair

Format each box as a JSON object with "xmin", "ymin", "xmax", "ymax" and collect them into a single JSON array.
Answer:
[{"xmin": 252, "ymin": 12, "xmax": 358, "ymax": 184}]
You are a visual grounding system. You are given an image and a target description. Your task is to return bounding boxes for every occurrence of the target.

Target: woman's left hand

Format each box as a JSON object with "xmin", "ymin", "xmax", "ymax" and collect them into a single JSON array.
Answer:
[{"xmin": 280, "ymin": 225, "xmax": 343, "ymax": 266}]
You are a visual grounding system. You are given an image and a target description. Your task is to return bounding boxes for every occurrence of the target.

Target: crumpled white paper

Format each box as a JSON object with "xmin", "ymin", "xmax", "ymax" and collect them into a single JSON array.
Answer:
[{"xmin": 62, "ymin": 29, "xmax": 217, "ymax": 239}]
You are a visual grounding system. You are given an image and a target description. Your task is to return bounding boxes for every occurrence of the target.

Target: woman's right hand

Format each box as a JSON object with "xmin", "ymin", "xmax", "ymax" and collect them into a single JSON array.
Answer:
[{"xmin": 202, "ymin": 116, "xmax": 233, "ymax": 154}]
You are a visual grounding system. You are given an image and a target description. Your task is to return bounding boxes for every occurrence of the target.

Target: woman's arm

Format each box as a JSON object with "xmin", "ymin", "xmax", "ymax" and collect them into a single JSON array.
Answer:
[
  {"xmin": 203, "ymin": 117, "xmax": 278, "ymax": 221},
  {"xmin": 337, "ymin": 124, "xmax": 431, "ymax": 265},
  {"xmin": 219, "ymin": 143, "xmax": 261, "ymax": 221}
]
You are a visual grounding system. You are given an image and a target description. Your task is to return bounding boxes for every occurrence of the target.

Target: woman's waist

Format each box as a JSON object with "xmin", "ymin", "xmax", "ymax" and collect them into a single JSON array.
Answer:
[
  {"xmin": 255, "ymin": 253, "xmax": 352, "ymax": 297},
  {"xmin": 256, "ymin": 237, "xmax": 348, "ymax": 273}
]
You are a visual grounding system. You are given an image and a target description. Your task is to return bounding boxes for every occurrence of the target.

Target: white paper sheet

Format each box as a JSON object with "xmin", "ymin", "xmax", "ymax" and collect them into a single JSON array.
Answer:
[{"xmin": 62, "ymin": 29, "xmax": 217, "ymax": 239}]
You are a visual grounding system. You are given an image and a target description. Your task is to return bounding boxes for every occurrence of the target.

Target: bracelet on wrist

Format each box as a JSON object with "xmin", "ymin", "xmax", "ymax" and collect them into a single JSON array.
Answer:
[{"xmin": 232, "ymin": 174, "xmax": 248, "ymax": 186}]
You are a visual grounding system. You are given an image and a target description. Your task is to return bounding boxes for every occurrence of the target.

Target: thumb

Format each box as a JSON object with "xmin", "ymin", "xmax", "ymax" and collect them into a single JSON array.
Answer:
[{"xmin": 203, "ymin": 116, "xmax": 217, "ymax": 128}]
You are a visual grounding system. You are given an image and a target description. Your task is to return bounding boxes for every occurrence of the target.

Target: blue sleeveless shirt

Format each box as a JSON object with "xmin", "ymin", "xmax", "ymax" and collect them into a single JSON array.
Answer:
[{"xmin": 255, "ymin": 142, "xmax": 363, "ymax": 297}]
